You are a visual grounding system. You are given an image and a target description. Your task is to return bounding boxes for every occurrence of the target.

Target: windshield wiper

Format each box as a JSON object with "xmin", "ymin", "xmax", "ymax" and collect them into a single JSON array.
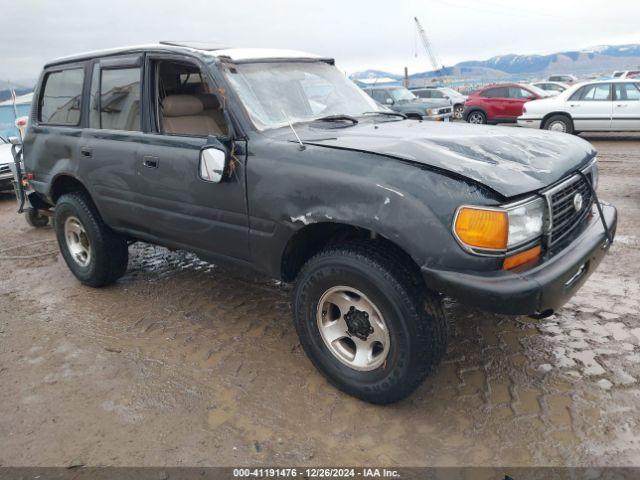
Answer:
[
  {"xmin": 313, "ymin": 114, "xmax": 359, "ymax": 125},
  {"xmin": 362, "ymin": 111, "xmax": 407, "ymax": 119}
]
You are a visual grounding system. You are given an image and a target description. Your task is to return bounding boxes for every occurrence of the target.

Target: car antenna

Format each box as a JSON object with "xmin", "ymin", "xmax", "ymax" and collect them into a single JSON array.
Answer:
[{"xmin": 282, "ymin": 109, "xmax": 306, "ymax": 151}]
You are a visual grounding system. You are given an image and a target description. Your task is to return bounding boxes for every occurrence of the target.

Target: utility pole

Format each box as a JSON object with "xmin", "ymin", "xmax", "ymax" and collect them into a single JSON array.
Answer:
[{"xmin": 404, "ymin": 67, "xmax": 409, "ymax": 88}]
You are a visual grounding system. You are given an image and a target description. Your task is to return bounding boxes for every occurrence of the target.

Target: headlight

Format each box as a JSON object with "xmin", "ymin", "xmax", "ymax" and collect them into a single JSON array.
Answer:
[
  {"xmin": 426, "ymin": 108, "xmax": 438, "ymax": 116},
  {"xmin": 591, "ymin": 159, "xmax": 599, "ymax": 191},
  {"xmin": 454, "ymin": 197, "xmax": 545, "ymax": 252}
]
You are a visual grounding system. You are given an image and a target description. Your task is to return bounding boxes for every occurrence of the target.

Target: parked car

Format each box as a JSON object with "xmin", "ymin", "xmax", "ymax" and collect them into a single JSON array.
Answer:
[
  {"xmin": 20, "ymin": 44, "xmax": 616, "ymax": 404},
  {"xmin": 518, "ymin": 80, "xmax": 640, "ymax": 133},
  {"xmin": 362, "ymin": 86, "xmax": 452, "ymax": 121},
  {"xmin": 0, "ymin": 137, "xmax": 14, "ymax": 192},
  {"xmin": 463, "ymin": 83, "xmax": 546, "ymax": 124},
  {"xmin": 612, "ymin": 70, "xmax": 640, "ymax": 79},
  {"xmin": 531, "ymin": 81, "xmax": 568, "ymax": 95},
  {"xmin": 548, "ymin": 74, "xmax": 578, "ymax": 84},
  {"xmin": 411, "ymin": 86, "xmax": 467, "ymax": 119}
]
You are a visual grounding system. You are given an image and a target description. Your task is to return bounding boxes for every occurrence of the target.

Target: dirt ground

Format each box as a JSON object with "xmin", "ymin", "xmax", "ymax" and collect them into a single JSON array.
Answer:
[{"xmin": 1, "ymin": 132, "xmax": 639, "ymax": 467}]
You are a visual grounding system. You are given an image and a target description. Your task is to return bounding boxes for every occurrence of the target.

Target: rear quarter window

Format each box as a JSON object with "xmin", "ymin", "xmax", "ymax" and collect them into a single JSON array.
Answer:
[{"xmin": 39, "ymin": 68, "xmax": 85, "ymax": 125}]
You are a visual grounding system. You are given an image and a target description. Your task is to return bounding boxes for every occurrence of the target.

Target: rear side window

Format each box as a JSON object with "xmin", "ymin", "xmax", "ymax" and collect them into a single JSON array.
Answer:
[
  {"xmin": 481, "ymin": 87, "xmax": 507, "ymax": 98},
  {"xmin": 39, "ymin": 68, "xmax": 84, "ymax": 125},
  {"xmin": 615, "ymin": 83, "xmax": 640, "ymax": 101},
  {"xmin": 100, "ymin": 68, "xmax": 141, "ymax": 131}
]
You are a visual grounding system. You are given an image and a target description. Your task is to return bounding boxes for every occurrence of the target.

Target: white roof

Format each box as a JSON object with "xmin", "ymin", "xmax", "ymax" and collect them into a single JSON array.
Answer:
[
  {"xmin": 212, "ymin": 48, "xmax": 322, "ymax": 61},
  {"xmin": 0, "ymin": 92, "xmax": 33, "ymax": 107},
  {"xmin": 357, "ymin": 77, "xmax": 399, "ymax": 85}
]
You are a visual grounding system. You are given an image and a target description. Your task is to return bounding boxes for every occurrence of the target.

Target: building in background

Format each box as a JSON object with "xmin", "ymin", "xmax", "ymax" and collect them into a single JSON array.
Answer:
[{"xmin": 0, "ymin": 92, "xmax": 32, "ymax": 139}]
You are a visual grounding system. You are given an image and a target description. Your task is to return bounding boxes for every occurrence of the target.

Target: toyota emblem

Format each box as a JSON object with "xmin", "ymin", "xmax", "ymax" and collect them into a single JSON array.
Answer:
[{"xmin": 573, "ymin": 193, "xmax": 583, "ymax": 212}]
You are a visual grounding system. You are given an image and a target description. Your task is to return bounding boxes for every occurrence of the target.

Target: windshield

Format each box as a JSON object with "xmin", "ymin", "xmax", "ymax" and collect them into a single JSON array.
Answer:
[
  {"xmin": 222, "ymin": 61, "xmax": 382, "ymax": 130},
  {"xmin": 387, "ymin": 88, "xmax": 416, "ymax": 102},
  {"xmin": 527, "ymin": 84, "xmax": 552, "ymax": 97},
  {"xmin": 441, "ymin": 88, "xmax": 460, "ymax": 97}
]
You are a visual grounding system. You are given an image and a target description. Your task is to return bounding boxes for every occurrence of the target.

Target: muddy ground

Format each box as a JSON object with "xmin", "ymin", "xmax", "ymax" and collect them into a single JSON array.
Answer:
[{"xmin": 1, "ymin": 133, "xmax": 639, "ymax": 467}]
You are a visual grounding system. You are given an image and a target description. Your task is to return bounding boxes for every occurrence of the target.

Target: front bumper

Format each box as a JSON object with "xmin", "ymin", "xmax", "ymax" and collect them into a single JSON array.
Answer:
[
  {"xmin": 424, "ymin": 112, "xmax": 453, "ymax": 122},
  {"xmin": 517, "ymin": 116, "xmax": 543, "ymax": 129},
  {"xmin": 0, "ymin": 173, "xmax": 14, "ymax": 191},
  {"xmin": 421, "ymin": 203, "xmax": 617, "ymax": 315}
]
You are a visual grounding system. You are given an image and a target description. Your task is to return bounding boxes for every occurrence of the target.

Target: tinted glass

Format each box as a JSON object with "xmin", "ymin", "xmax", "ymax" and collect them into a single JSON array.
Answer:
[
  {"xmin": 100, "ymin": 68, "xmax": 141, "ymax": 131},
  {"xmin": 89, "ymin": 64, "xmax": 100, "ymax": 128},
  {"xmin": 481, "ymin": 87, "xmax": 507, "ymax": 98},
  {"xmin": 614, "ymin": 83, "xmax": 640, "ymax": 101},
  {"xmin": 414, "ymin": 90, "xmax": 430, "ymax": 98},
  {"xmin": 39, "ymin": 68, "xmax": 84, "ymax": 125}
]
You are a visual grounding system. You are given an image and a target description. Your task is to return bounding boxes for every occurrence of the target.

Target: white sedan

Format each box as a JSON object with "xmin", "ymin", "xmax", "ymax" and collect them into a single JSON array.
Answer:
[{"xmin": 518, "ymin": 79, "xmax": 640, "ymax": 133}]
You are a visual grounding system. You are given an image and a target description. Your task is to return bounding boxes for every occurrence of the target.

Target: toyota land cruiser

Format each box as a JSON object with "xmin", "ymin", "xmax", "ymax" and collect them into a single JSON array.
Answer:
[{"xmin": 18, "ymin": 43, "xmax": 617, "ymax": 403}]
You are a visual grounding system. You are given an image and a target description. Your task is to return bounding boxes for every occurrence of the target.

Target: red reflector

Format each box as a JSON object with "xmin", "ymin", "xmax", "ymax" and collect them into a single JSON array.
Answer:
[{"xmin": 25, "ymin": 172, "xmax": 35, "ymax": 181}]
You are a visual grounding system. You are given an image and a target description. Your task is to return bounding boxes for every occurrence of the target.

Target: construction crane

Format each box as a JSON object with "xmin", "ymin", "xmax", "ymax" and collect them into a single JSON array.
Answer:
[{"xmin": 414, "ymin": 16, "xmax": 444, "ymax": 76}]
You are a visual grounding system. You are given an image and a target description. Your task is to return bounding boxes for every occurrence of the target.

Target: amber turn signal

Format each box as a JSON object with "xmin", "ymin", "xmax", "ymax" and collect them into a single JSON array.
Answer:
[
  {"xmin": 454, "ymin": 207, "xmax": 508, "ymax": 250},
  {"xmin": 503, "ymin": 245, "xmax": 542, "ymax": 270}
]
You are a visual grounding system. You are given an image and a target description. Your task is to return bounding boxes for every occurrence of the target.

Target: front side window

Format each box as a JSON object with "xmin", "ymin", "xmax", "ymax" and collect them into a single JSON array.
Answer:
[
  {"xmin": 100, "ymin": 68, "xmax": 141, "ymax": 131},
  {"xmin": 615, "ymin": 83, "xmax": 640, "ymax": 101},
  {"xmin": 222, "ymin": 61, "xmax": 381, "ymax": 130},
  {"xmin": 572, "ymin": 83, "xmax": 612, "ymax": 101},
  {"xmin": 39, "ymin": 68, "xmax": 84, "ymax": 125},
  {"xmin": 508, "ymin": 87, "xmax": 532, "ymax": 99},
  {"xmin": 414, "ymin": 90, "xmax": 431, "ymax": 98}
]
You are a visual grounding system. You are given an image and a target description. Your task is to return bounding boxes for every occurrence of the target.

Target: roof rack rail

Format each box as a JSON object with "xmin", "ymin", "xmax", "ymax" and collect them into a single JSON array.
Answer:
[{"xmin": 159, "ymin": 41, "xmax": 231, "ymax": 51}]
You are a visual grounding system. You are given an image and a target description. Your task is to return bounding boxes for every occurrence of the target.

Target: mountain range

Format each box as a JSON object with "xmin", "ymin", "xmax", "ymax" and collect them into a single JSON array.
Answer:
[{"xmin": 351, "ymin": 44, "xmax": 640, "ymax": 81}]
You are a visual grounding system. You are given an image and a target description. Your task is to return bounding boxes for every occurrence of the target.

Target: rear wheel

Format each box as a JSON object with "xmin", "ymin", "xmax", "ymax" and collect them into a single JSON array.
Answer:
[
  {"xmin": 25, "ymin": 207, "xmax": 49, "ymax": 228},
  {"xmin": 293, "ymin": 241, "xmax": 447, "ymax": 404},
  {"xmin": 467, "ymin": 110, "xmax": 486, "ymax": 124},
  {"xmin": 543, "ymin": 114, "xmax": 574, "ymax": 134},
  {"xmin": 54, "ymin": 192, "xmax": 128, "ymax": 287}
]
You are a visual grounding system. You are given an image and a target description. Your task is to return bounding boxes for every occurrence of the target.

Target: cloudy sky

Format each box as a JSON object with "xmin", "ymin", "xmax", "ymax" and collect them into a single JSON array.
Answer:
[{"xmin": 1, "ymin": 0, "xmax": 639, "ymax": 85}]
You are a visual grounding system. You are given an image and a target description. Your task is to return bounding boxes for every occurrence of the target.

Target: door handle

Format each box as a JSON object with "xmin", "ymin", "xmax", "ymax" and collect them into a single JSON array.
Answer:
[
  {"xmin": 80, "ymin": 147, "xmax": 92, "ymax": 157},
  {"xmin": 616, "ymin": 104, "xmax": 628, "ymax": 108},
  {"xmin": 142, "ymin": 156, "xmax": 159, "ymax": 168},
  {"xmin": 569, "ymin": 104, "xmax": 580, "ymax": 108}
]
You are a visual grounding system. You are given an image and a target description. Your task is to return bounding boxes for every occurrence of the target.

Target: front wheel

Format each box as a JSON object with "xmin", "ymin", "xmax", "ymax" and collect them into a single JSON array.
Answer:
[
  {"xmin": 453, "ymin": 104, "xmax": 464, "ymax": 119},
  {"xmin": 467, "ymin": 110, "xmax": 486, "ymax": 124},
  {"xmin": 293, "ymin": 242, "xmax": 447, "ymax": 404}
]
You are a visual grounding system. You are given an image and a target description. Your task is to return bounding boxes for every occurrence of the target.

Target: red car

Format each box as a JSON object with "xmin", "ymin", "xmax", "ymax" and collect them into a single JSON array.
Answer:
[{"xmin": 463, "ymin": 83, "xmax": 544, "ymax": 125}]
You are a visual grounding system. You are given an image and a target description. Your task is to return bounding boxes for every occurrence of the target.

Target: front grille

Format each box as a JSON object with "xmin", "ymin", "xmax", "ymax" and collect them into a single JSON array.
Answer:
[
  {"xmin": 0, "ymin": 165, "xmax": 10, "ymax": 175},
  {"xmin": 545, "ymin": 173, "xmax": 593, "ymax": 247}
]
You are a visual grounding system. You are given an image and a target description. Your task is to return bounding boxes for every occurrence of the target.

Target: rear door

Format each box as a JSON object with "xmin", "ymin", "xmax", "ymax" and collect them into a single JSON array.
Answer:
[
  {"xmin": 567, "ymin": 83, "xmax": 613, "ymax": 131},
  {"xmin": 612, "ymin": 82, "xmax": 640, "ymax": 131},
  {"xmin": 480, "ymin": 87, "xmax": 508, "ymax": 120},
  {"xmin": 81, "ymin": 55, "xmax": 145, "ymax": 231},
  {"xmin": 505, "ymin": 86, "xmax": 535, "ymax": 119}
]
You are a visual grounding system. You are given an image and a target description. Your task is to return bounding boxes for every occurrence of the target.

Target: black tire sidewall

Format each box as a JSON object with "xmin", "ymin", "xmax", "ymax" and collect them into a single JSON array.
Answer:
[
  {"xmin": 54, "ymin": 196, "xmax": 102, "ymax": 283},
  {"xmin": 545, "ymin": 115, "xmax": 573, "ymax": 134},
  {"xmin": 25, "ymin": 207, "xmax": 49, "ymax": 228},
  {"xmin": 294, "ymin": 255, "xmax": 417, "ymax": 400}
]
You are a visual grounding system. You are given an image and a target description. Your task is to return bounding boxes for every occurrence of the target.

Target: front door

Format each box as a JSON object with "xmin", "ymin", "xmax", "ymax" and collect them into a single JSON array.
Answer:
[
  {"xmin": 133, "ymin": 55, "xmax": 249, "ymax": 262},
  {"xmin": 567, "ymin": 83, "xmax": 613, "ymax": 131},
  {"xmin": 612, "ymin": 82, "xmax": 640, "ymax": 131}
]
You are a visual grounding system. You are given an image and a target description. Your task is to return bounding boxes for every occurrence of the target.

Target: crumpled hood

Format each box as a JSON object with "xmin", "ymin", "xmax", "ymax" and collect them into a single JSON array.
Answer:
[{"xmin": 298, "ymin": 121, "xmax": 596, "ymax": 198}]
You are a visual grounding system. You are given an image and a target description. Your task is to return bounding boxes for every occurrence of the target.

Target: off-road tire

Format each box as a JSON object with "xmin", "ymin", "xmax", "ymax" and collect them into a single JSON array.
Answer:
[
  {"xmin": 25, "ymin": 207, "xmax": 49, "ymax": 228},
  {"xmin": 54, "ymin": 192, "xmax": 128, "ymax": 287},
  {"xmin": 543, "ymin": 114, "xmax": 574, "ymax": 134},
  {"xmin": 293, "ymin": 241, "xmax": 447, "ymax": 404}
]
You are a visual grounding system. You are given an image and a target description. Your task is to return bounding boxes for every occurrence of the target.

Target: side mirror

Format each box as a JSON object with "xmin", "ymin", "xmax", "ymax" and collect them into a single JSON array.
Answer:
[
  {"xmin": 385, "ymin": 98, "xmax": 394, "ymax": 105},
  {"xmin": 199, "ymin": 147, "xmax": 228, "ymax": 183}
]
